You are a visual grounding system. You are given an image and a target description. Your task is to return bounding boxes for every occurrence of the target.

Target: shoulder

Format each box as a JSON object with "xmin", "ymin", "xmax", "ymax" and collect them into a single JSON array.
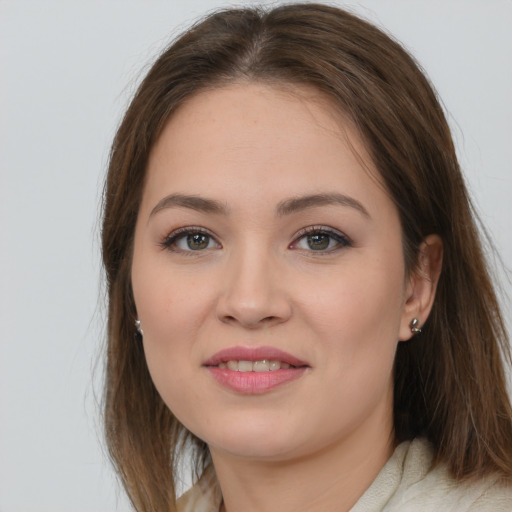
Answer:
[
  {"xmin": 466, "ymin": 479, "xmax": 512, "ymax": 511},
  {"xmin": 177, "ymin": 465, "xmax": 222, "ymax": 512},
  {"xmin": 352, "ymin": 438, "xmax": 512, "ymax": 511},
  {"xmin": 384, "ymin": 438, "xmax": 512, "ymax": 511}
]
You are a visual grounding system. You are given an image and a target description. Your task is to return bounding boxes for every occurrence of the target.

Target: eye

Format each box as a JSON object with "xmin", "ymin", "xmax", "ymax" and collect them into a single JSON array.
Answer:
[
  {"xmin": 161, "ymin": 227, "xmax": 221, "ymax": 253},
  {"xmin": 291, "ymin": 226, "xmax": 351, "ymax": 252}
]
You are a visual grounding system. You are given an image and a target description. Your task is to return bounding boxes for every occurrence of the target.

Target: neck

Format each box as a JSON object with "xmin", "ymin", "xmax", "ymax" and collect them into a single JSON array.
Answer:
[{"xmin": 210, "ymin": 412, "xmax": 394, "ymax": 512}]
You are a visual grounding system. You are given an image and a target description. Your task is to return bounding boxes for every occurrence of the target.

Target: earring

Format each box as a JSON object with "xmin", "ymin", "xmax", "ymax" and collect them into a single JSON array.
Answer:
[
  {"xmin": 135, "ymin": 319, "xmax": 144, "ymax": 336},
  {"xmin": 410, "ymin": 318, "xmax": 422, "ymax": 334}
]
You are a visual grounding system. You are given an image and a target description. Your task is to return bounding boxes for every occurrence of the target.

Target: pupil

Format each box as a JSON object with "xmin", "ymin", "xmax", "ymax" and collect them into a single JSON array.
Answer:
[
  {"xmin": 187, "ymin": 233, "xmax": 209, "ymax": 250},
  {"xmin": 307, "ymin": 234, "xmax": 329, "ymax": 250}
]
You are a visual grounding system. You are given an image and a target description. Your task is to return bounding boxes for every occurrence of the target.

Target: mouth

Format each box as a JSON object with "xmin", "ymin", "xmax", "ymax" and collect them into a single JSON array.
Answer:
[
  {"xmin": 216, "ymin": 359, "xmax": 296, "ymax": 372},
  {"xmin": 203, "ymin": 346, "xmax": 309, "ymax": 394},
  {"xmin": 203, "ymin": 345, "xmax": 308, "ymax": 369}
]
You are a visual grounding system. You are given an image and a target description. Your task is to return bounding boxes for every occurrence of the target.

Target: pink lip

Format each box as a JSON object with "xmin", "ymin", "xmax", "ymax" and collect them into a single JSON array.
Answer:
[
  {"xmin": 203, "ymin": 346, "xmax": 309, "ymax": 395},
  {"xmin": 203, "ymin": 346, "xmax": 308, "ymax": 367}
]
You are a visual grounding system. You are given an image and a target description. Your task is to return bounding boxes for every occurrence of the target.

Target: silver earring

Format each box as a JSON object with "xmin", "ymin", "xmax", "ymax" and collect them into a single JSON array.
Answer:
[
  {"xmin": 135, "ymin": 319, "xmax": 144, "ymax": 336},
  {"xmin": 410, "ymin": 318, "xmax": 422, "ymax": 334}
]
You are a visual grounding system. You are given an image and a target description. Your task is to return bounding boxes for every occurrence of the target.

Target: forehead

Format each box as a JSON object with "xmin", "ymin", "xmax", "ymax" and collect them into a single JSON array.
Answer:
[
  {"xmin": 143, "ymin": 82, "xmax": 388, "ymax": 215},
  {"xmin": 150, "ymin": 82, "xmax": 363, "ymax": 163}
]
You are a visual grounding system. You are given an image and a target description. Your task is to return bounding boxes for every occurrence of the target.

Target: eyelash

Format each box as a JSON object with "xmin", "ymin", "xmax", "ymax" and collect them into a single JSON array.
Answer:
[
  {"xmin": 159, "ymin": 225, "xmax": 352, "ymax": 255},
  {"xmin": 159, "ymin": 226, "xmax": 219, "ymax": 255},
  {"xmin": 290, "ymin": 225, "xmax": 352, "ymax": 253}
]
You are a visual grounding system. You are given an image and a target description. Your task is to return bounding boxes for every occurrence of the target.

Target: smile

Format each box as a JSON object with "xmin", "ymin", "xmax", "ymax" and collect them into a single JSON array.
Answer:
[
  {"xmin": 218, "ymin": 360, "xmax": 293, "ymax": 372},
  {"xmin": 204, "ymin": 346, "xmax": 309, "ymax": 394}
]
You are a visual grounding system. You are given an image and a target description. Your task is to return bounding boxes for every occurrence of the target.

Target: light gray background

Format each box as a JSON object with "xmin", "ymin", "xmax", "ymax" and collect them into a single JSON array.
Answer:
[{"xmin": 1, "ymin": 1, "xmax": 511, "ymax": 511}]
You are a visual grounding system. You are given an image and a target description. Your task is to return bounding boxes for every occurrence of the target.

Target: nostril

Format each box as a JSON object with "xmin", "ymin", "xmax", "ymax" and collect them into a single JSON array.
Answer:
[
  {"xmin": 216, "ymin": 291, "xmax": 293, "ymax": 328},
  {"xmin": 221, "ymin": 314, "xmax": 279, "ymax": 328}
]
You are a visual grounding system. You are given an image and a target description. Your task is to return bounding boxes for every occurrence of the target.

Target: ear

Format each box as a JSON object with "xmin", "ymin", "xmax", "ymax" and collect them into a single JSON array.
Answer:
[{"xmin": 399, "ymin": 234, "xmax": 443, "ymax": 341}]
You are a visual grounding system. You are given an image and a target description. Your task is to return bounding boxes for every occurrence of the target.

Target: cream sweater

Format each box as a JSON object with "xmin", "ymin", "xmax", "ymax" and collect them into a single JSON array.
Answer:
[{"xmin": 177, "ymin": 438, "xmax": 512, "ymax": 511}]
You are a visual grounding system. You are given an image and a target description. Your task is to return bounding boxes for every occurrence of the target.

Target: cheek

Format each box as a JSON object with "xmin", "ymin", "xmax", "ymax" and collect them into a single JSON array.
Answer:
[
  {"xmin": 133, "ymin": 252, "xmax": 214, "ymax": 335},
  {"xmin": 131, "ymin": 254, "xmax": 216, "ymax": 388},
  {"xmin": 300, "ymin": 251, "xmax": 405, "ymax": 374},
  {"xmin": 307, "ymin": 255, "xmax": 404, "ymax": 326},
  {"xmin": 133, "ymin": 274, "xmax": 213, "ymax": 426},
  {"xmin": 292, "ymin": 260, "xmax": 403, "ymax": 437}
]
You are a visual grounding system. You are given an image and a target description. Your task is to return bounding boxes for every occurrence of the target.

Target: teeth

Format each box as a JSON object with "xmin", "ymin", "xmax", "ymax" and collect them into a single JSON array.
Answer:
[
  {"xmin": 253, "ymin": 360, "xmax": 270, "ymax": 372},
  {"xmin": 219, "ymin": 360, "xmax": 293, "ymax": 372},
  {"xmin": 268, "ymin": 360, "xmax": 281, "ymax": 371},
  {"xmin": 227, "ymin": 360, "xmax": 239, "ymax": 371},
  {"xmin": 238, "ymin": 360, "xmax": 253, "ymax": 372}
]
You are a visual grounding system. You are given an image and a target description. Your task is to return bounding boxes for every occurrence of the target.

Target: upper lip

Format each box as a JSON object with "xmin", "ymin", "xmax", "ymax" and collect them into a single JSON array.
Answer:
[{"xmin": 203, "ymin": 346, "xmax": 309, "ymax": 367}]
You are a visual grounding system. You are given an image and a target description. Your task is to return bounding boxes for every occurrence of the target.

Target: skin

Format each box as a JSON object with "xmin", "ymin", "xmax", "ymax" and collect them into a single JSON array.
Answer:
[{"xmin": 131, "ymin": 83, "xmax": 442, "ymax": 512}]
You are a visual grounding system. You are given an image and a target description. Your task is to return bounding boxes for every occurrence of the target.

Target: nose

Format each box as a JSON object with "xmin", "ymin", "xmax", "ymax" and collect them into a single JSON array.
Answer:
[{"xmin": 215, "ymin": 246, "xmax": 292, "ymax": 329}]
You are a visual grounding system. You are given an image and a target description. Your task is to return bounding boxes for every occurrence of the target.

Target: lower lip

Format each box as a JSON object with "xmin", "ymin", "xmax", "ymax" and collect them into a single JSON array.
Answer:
[{"xmin": 206, "ymin": 367, "xmax": 307, "ymax": 394}]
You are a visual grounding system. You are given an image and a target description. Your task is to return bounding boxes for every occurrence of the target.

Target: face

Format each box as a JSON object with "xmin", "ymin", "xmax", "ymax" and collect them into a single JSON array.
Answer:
[{"xmin": 131, "ymin": 83, "xmax": 411, "ymax": 462}]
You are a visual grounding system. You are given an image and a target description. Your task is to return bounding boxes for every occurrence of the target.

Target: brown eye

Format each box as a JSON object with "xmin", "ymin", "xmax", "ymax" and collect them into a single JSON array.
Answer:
[
  {"xmin": 162, "ymin": 228, "xmax": 221, "ymax": 253},
  {"xmin": 306, "ymin": 234, "xmax": 330, "ymax": 250},
  {"xmin": 186, "ymin": 233, "xmax": 210, "ymax": 250},
  {"xmin": 292, "ymin": 227, "xmax": 351, "ymax": 253}
]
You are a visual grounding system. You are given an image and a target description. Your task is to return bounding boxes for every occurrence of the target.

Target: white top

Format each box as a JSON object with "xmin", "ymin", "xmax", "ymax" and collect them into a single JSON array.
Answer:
[{"xmin": 177, "ymin": 438, "xmax": 512, "ymax": 511}]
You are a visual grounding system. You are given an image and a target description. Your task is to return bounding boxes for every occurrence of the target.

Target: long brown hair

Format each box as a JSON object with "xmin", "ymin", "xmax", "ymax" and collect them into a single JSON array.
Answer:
[{"xmin": 101, "ymin": 4, "xmax": 512, "ymax": 510}]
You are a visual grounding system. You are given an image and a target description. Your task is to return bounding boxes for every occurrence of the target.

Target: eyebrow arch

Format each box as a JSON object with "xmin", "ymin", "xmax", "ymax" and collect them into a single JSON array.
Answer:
[
  {"xmin": 150, "ymin": 193, "xmax": 229, "ymax": 217},
  {"xmin": 149, "ymin": 192, "xmax": 370, "ymax": 219},
  {"xmin": 276, "ymin": 193, "xmax": 371, "ymax": 218}
]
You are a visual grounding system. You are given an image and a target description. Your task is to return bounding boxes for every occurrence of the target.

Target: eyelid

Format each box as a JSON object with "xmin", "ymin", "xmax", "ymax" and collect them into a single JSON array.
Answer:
[
  {"xmin": 159, "ymin": 224, "xmax": 351, "ymax": 254},
  {"xmin": 159, "ymin": 226, "xmax": 221, "ymax": 253},
  {"xmin": 289, "ymin": 225, "xmax": 352, "ymax": 252}
]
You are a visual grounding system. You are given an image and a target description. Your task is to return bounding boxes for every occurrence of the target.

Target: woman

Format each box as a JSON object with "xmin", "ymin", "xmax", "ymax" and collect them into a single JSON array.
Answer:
[{"xmin": 101, "ymin": 3, "xmax": 512, "ymax": 511}]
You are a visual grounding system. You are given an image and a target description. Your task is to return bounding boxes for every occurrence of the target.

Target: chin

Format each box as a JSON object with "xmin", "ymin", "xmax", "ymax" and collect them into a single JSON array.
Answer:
[
  {"xmin": 196, "ymin": 414, "xmax": 311, "ymax": 461},
  {"xmin": 211, "ymin": 435, "xmax": 300, "ymax": 461}
]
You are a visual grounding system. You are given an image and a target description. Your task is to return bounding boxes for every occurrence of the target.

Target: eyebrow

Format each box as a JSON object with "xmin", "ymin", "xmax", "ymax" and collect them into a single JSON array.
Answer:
[
  {"xmin": 150, "ymin": 192, "xmax": 370, "ymax": 219},
  {"xmin": 150, "ymin": 193, "xmax": 229, "ymax": 217},
  {"xmin": 276, "ymin": 193, "xmax": 370, "ymax": 218}
]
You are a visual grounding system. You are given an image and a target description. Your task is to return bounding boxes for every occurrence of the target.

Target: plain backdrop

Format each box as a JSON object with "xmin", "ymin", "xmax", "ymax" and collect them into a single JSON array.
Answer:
[{"xmin": 1, "ymin": 1, "xmax": 511, "ymax": 511}]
